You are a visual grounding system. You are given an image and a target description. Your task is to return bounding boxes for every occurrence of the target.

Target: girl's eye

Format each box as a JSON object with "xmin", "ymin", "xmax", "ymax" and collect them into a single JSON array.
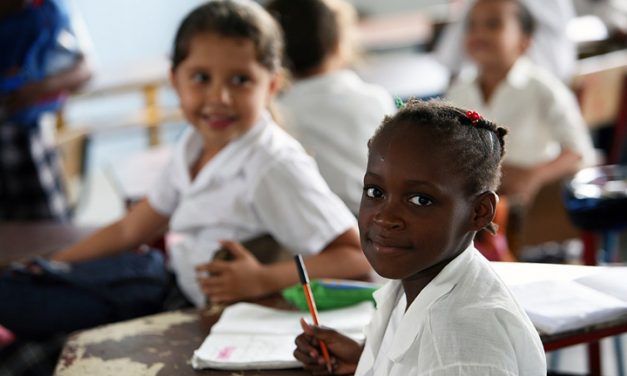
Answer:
[
  {"xmin": 409, "ymin": 195, "xmax": 432, "ymax": 206},
  {"xmin": 364, "ymin": 186, "xmax": 383, "ymax": 199},
  {"xmin": 191, "ymin": 72, "xmax": 208, "ymax": 83},
  {"xmin": 231, "ymin": 75, "xmax": 250, "ymax": 86}
]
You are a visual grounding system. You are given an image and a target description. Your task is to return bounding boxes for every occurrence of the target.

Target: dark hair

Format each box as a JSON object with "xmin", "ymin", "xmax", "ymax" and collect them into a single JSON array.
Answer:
[
  {"xmin": 370, "ymin": 99, "xmax": 508, "ymax": 232},
  {"xmin": 512, "ymin": 0, "xmax": 535, "ymax": 35},
  {"xmin": 171, "ymin": 0, "xmax": 283, "ymax": 72},
  {"xmin": 265, "ymin": 0, "xmax": 342, "ymax": 77}
]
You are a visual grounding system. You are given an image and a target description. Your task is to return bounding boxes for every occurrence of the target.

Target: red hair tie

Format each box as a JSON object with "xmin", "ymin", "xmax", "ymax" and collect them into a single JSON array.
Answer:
[{"xmin": 465, "ymin": 111, "xmax": 482, "ymax": 125}]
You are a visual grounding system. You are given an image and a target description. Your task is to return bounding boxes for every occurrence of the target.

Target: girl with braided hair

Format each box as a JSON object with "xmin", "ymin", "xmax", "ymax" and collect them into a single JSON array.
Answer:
[{"xmin": 293, "ymin": 99, "xmax": 546, "ymax": 375}]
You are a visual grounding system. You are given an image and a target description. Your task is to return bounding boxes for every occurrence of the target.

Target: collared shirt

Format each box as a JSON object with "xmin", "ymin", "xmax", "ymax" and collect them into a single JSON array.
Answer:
[
  {"xmin": 277, "ymin": 70, "xmax": 396, "ymax": 214},
  {"xmin": 356, "ymin": 245, "xmax": 546, "ymax": 376},
  {"xmin": 147, "ymin": 112, "xmax": 356, "ymax": 306},
  {"xmin": 446, "ymin": 57, "xmax": 596, "ymax": 168}
]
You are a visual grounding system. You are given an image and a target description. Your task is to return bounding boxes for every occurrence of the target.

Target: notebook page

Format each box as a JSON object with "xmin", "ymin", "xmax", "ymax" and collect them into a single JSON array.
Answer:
[{"xmin": 192, "ymin": 301, "xmax": 374, "ymax": 370}]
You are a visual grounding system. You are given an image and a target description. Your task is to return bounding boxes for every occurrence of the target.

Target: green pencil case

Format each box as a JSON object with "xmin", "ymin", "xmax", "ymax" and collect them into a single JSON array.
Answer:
[{"xmin": 282, "ymin": 279, "xmax": 379, "ymax": 311}]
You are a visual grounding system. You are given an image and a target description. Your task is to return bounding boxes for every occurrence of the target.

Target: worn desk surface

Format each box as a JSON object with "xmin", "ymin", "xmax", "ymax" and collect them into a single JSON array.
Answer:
[{"xmin": 55, "ymin": 300, "xmax": 309, "ymax": 376}]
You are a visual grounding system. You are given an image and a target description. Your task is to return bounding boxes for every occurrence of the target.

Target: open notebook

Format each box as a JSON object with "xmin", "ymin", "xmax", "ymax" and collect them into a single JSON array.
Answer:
[
  {"xmin": 192, "ymin": 301, "xmax": 375, "ymax": 370},
  {"xmin": 502, "ymin": 265, "xmax": 627, "ymax": 335}
]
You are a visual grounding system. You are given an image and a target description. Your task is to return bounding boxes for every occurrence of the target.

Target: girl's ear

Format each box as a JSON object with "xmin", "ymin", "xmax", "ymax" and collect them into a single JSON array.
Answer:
[
  {"xmin": 471, "ymin": 191, "xmax": 498, "ymax": 232},
  {"xmin": 268, "ymin": 71, "xmax": 283, "ymax": 98}
]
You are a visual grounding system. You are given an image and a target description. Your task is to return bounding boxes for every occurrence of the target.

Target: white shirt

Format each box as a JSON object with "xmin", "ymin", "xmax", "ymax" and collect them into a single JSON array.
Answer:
[
  {"xmin": 446, "ymin": 57, "xmax": 596, "ymax": 168},
  {"xmin": 435, "ymin": 0, "xmax": 576, "ymax": 82},
  {"xmin": 355, "ymin": 245, "xmax": 546, "ymax": 376},
  {"xmin": 147, "ymin": 112, "xmax": 356, "ymax": 307},
  {"xmin": 277, "ymin": 70, "xmax": 396, "ymax": 214}
]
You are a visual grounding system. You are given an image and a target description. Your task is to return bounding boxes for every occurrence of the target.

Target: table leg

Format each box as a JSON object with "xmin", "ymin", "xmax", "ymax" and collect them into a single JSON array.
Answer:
[{"xmin": 588, "ymin": 341, "xmax": 602, "ymax": 376}]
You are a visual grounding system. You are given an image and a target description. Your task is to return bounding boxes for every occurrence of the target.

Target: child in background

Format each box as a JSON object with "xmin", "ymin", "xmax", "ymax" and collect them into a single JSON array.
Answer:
[
  {"xmin": 266, "ymin": 0, "xmax": 396, "ymax": 215},
  {"xmin": 0, "ymin": 0, "xmax": 92, "ymax": 221},
  {"xmin": 294, "ymin": 100, "xmax": 546, "ymax": 375},
  {"xmin": 0, "ymin": 0, "xmax": 369, "ymax": 343},
  {"xmin": 446, "ymin": 0, "xmax": 595, "ymax": 206}
]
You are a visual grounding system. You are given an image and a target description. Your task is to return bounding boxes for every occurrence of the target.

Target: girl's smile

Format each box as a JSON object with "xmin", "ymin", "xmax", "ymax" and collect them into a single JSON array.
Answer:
[
  {"xmin": 358, "ymin": 123, "xmax": 477, "ymax": 284},
  {"xmin": 170, "ymin": 32, "xmax": 279, "ymax": 150}
]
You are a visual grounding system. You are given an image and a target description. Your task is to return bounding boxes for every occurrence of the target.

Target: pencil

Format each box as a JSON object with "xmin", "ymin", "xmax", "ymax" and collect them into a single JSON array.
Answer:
[{"xmin": 294, "ymin": 255, "xmax": 333, "ymax": 373}]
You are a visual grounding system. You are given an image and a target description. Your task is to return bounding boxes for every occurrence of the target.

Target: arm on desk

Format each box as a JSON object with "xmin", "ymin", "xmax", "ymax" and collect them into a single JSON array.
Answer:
[
  {"xmin": 196, "ymin": 227, "xmax": 370, "ymax": 303},
  {"xmin": 501, "ymin": 149, "xmax": 583, "ymax": 205},
  {"xmin": 51, "ymin": 198, "xmax": 169, "ymax": 263}
]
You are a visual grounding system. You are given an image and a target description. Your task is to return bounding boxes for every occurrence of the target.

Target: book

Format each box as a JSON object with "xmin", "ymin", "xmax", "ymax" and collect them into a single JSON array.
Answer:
[
  {"xmin": 192, "ymin": 301, "xmax": 374, "ymax": 370},
  {"xmin": 498, "ymin": 264, "xmax": 627, "ymax": 335}
]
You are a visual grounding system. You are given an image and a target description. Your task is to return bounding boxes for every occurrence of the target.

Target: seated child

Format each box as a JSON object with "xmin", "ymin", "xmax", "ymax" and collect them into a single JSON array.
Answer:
[
  {"xmin": 446, "ymin": 0, "xmax": 595, "ymax": 206},
  {"xmin": 294, "ymin": 100, "xmax": 546, "ymax": 375},
  {"xmin": 266, "ymin": 0, "xmax": 396, "ymax": 215},
  {"xmin": 0, "ymin": 0, "xmax": 370, "ymax": 341}
]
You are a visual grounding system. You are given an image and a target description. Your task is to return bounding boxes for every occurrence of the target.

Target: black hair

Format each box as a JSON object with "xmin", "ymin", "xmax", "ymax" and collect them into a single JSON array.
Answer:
[
  {"xmin": 171, "ymin": 0, "xmax": 283, "ymax": 72},
  {"xmin": 265, "ymin": 0, "xmax": 343, "ymax": 77},
  {"xmin": 512, "ymin": 0, "xmax": 535, "ymax": 35},
  {"xmin": 475, "ymin": 0, "xmax": 535, "ymax": 35},
  {"xmin": 370, "ymin": 99, "xmax": 508, "ymax": 233}
]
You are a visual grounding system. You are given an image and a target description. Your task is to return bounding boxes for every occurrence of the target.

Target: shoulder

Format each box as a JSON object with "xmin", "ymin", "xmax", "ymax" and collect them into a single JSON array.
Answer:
[{"xmin": 519, "ymin": 60, "xmax": 576, "ymax": 104}]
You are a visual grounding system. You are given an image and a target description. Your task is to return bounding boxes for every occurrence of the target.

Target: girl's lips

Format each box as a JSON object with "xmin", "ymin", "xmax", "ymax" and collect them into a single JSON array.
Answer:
[
  {"xmin": 202, "ymin": 115, "xmax": 235, "ymax": 130},
  {"xmin": 369, "ymin": 238, "xmax": 411, "ymax": 255}
]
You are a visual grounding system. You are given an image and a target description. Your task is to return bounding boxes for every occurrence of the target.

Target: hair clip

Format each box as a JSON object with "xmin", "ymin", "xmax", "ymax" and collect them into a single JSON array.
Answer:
[
  {"xmin": 465, "ymin": 110, "xmax": 482, "ymax": 125},
  {"xmin": 394, "ymin": 96, "xmax": 405, "ymax": 110}
]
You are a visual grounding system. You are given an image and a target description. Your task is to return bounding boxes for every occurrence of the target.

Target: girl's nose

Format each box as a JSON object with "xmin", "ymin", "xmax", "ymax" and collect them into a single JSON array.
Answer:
[
  {"xmin": 206, "ymin": 82, "xmax": 230, "ymax": 104},
  {"xmin": 372, "ymin": 203, "xmax": 405, "ymax": 231}
]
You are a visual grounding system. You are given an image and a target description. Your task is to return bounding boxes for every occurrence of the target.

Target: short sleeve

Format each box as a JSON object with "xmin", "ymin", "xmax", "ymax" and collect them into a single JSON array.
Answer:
[
  {"xmin": 250, "ymin": 155, "xmax": 357, "ymax": 255},
  {"xmin": 146, "ymin": 157, "xmax": 180, "ymax": 216},
  {"xmin": 543, "ymin": 83, "xmax": 596, "ymax": 166}
]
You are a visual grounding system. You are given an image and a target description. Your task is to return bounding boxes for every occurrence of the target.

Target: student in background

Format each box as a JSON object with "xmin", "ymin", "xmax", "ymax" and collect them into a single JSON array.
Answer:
[
  {"xmin": 0, "ymin": 0, "xmax": 369, "ymax": 360},
  {"xmin": 435, "ymin": 0, "xmax": 576, "ymax": 83},
  {"xmin": 0, "ymin": 0, "xmax": 91, "ymax": 221},
  {"xmin": 293, "ymin": 100, "xmax": 546, "ymax": 375},
  {"xmin": 266, "ymin": 0, "xmax": 396, "ymax": 215},
  {"xmin": 446, "ymin": 0, "xmax": 595, "ymax": 207}
]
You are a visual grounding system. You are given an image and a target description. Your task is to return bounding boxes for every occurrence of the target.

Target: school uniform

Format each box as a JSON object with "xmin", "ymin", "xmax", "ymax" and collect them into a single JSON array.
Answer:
[
  {"xmin": 355, "ymin": 245, "xmax": 546, "ymax": 376},
  {"xmin": 147, "ymin": 111, "xmax": 356, "ymax": 307},
  {"xmin": 277, "ymin": 70, "xmax": 396, "ymax": 214},
  {"xmin": 446, "ymin": 57, "xmax": 596, "ymax": 168}
]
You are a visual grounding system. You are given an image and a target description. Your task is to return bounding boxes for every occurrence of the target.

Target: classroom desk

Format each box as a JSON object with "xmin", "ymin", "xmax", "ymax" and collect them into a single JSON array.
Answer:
[
  {"xmin": 54, "ymin": 262, "xmax": 627, "ymax": 376},
  {"xmin": 0, "ymin": 222, "xmax": 93, "ymax": 267}
]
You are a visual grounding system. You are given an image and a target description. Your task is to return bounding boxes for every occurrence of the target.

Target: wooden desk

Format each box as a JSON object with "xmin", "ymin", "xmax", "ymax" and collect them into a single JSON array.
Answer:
[
  {"xmin": 55, "ymin": 301, "xmax": 309, "ymax": 376},
  {"xmin": 55, "ymin": 262, "xmax": 627, "ymax": 376},
  {"xmin": 0, "ymin": 222, "xmax": 93, "ymax": 267}
]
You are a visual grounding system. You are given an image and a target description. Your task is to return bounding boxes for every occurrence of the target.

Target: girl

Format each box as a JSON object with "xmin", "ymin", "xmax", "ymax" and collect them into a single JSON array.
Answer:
[
  {"xmin": 1, "ymin": 0, "xmax": 369, "ymax": 341},
  {"xmin": 446, "ymin": 0, "xmax": 595, "ymax": 206},
  {"xmin": 293, "ymin": 100, "xmax": 546, "ymax": 375}
]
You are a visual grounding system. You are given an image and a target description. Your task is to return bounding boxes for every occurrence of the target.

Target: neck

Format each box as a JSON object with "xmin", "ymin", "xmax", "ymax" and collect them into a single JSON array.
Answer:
[
  {"xmin": 294, "ymin": 53, "xmax": 344, "ymax": 80},
  {"xmin": 477, "ymin": 60, "xmax": 516, "ymax": 103},
  {"xmin": 401, "ymin": 248, "xmax": 465, "ymax": 309}
]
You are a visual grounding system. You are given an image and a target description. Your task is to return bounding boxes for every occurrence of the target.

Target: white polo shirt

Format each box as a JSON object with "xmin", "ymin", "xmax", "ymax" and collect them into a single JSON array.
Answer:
[
  {"xmin": 277, "ymin": 70, "xmax": 396, "ymax": 214},
  {"xmin": 356, "ymin": 245, "xmax": 546, "ymax": 376},
  {"xmin": 446, "ymin": 57, "xmax": 596, "ymax": 168},
  {"xmin": 147, "ymin": 112, "xmax": 356, "ymax": 307}
]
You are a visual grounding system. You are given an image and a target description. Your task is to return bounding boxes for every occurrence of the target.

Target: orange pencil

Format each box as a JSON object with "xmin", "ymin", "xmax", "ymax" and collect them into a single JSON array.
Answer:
[{"xmin": 294, "ymin": 255, "xmax": 333, "ymax": 373}]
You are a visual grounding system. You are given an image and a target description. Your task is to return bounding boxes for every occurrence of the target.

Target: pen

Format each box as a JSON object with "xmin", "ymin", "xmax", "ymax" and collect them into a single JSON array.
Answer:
[{"xmin": 294, "ymin": 255, "xmax": 333, "ymax": 373}]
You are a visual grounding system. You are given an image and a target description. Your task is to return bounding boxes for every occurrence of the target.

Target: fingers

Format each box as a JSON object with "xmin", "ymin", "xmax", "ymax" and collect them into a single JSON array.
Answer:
[
  {"xmin": 218, "ymin": 240, "xmax": 252, "ymax": 260},
  {"xmin": 195, "ymin": 260, "xmax": 229, "ymax": 275}
]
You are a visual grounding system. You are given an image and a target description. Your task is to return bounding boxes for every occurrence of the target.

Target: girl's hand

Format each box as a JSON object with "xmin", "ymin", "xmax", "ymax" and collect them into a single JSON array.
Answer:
[
  {"xmin": 196, "ymin": 240, "xmax": 270, "ymax": 303},
  {"xmin": 294, "ymin": 318, "xmax": 363, "ymax": 375}
]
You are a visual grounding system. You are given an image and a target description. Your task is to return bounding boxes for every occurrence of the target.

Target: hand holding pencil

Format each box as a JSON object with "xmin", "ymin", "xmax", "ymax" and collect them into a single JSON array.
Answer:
[{"xmin": 293, "ymin": 255, "xmax": 363, "ymax": 375}]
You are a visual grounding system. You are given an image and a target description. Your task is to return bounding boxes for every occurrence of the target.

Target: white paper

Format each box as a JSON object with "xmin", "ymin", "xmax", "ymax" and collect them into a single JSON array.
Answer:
[
  {"xmin": 192, "ymin": 301, "xmax": 375, "ymax": 370},
  {"xmin": 510, "ymin": 279, "xmax": 627, "ymax": 335},
  {"xmin": 574, "ymin": 267, "xmax": 627, "ymax": 303}
]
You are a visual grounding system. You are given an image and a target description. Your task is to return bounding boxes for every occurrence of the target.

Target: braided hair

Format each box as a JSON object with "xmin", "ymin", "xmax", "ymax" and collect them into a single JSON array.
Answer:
[{"xmin": 371, "ymin": 99, "xmax": 508, "ymax": 234}]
